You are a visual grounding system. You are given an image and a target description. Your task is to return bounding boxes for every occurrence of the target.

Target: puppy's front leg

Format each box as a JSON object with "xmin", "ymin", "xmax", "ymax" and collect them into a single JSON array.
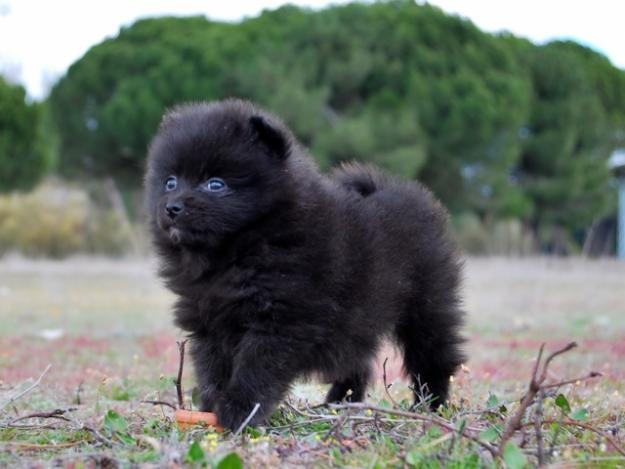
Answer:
[
  {"xmin": 215, "ymin": 335, "xmax": 296, "ymax": 430},
  {"xmin": 189, "ymin": 337, "xmax": 231, "ymax": 412}
]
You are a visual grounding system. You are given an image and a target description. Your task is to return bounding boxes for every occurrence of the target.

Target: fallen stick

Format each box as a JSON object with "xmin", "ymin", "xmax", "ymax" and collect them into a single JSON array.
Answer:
[
  {"xmin": 141, "ymin": 400, "xmax": 177, "ymax": 410},
  {"xmin": 1, "ymin": 441, "xmax": 82, "ymax": 451},
  {"xmin": 0, "ymin": 364, "xmax": 52, "ymax": 413},
  {"xmin": 9, "ymin": 408, "xmax": 75, "ymax": 426},
  {"xmin": 382, "ymin": 357, "xmax": 399, "ymax": 407},
  {"xmin": 329, "ymin": 402, "xmax": 498, "ymax": 456},
  {"xmin": 522, "ymin": 419, "xmax": 625, "ymax": 458},
  {"xmin": 233, "ymin": 402, "xmax": 261, "ymax": 437},
  {"xmin": 496, "ymin": 342, "xmax": 602, "ymax": 458},
  {"xmin": 175, "ymin": 340, "xmax": 188, "ymax": 409}
]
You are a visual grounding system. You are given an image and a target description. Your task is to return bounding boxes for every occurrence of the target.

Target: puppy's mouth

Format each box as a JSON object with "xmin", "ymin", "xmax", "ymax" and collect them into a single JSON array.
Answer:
[
  {"xmin": 157, "ymin": 213, "xmax": 215, "ymax": 247},
  {"xmin": 162, "ymin": 223, "xmax": 207, "ymax": 247},
  {"xmin": 168, "ymin": 227, "xmax": 183, "ymax": 245},
  {"xmin": 156, "ymin": 215, "xmax": 185, "ymax": 245}
]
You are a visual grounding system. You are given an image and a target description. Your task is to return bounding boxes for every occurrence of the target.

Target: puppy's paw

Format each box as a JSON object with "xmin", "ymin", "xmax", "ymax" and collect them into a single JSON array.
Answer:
[
  {"xmin": 216, "ymin": 398, "xmax": 263, "ymax": 430},
  {"xmin": 196, "ymin": 385, "xmax": 218, "ymax": 412}
]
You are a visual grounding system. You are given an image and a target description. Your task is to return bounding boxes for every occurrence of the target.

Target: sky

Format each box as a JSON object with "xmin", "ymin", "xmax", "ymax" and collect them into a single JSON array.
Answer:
[{"xmin": 1, "ymin": 0, "xmax": 624, "ymax": 100}]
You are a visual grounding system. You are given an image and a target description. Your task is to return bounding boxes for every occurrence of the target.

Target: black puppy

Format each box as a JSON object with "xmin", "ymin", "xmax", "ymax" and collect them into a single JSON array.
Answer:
[{"xmin": 145, "ymin": 99, "xmax": 465, "ymax": 430}]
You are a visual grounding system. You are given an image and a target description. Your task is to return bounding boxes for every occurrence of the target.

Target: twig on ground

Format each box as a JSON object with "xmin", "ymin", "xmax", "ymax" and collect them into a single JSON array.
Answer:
[
  {"xmin": 61, "ymin": 412, "xmax": 116, "ymax": 448},
  {"xmin": 284, "ymin": 401, "xmax": 335, "ymax": 420},
  {"xmin": 0, "ymin": 441, "xmax": 82, "ymax": 451},
  {"xmin": 308, "ymin": 401, "xmax": 330, "ymax": 410},
  {"xmin": 134, "ymin": 434, "xmax": 162, "ymax": 452},
  {"xmin": 234, "ymin": 402, "xmax": 261, "ymax": 438},
  {"xmin": 6, "ymin": 407, "xmax": 115, "ymax": 448},
  {"xmin": 498, "ymin": 342, "xmax": 574, "ymax": 456},
  {"xmin": 324, "ymin": 408, "xmax": 350, "ymax": 442},
  {"xmin": 74, "ymin": 381, "xmax": 83, "ymax": 406},
  {"xmin": 9, "ymin": 408, "xmax": 75, "ymax": 426},
  {"xmin": 421, "ymin": 432, "xmax": 454, "ymax": 452},
  {"xmin": 141, "ymin": 400, "xmax": 177, "ymax": 410},
  {"xmin": 409, "ymin": 374, "xmax": 435, "ymax": 411},
  {"xmin": 328, "ymin": 402, "xmax": 497, "ymax": 456},
  {"xmin": 372, "ymin": 411, "xmax": 381, "ymax": 434},
  {"xmin": 547, "ymin": 409, "xmax": 565, "ymax": 462},
  {"xmin": 382, "ymin": 357, "xmax": 399, "ymax": 407},
  {"xmin": 523, "ymin": 418, "xmax": 625, "ymax": 458},
  {"xmin": 76, "ymin": 422, "xmax": 116, "ymax": 447},
  {"xmin": 540, "ymin": 343, "xmax": 577, "ymax": 381},
  {"xmin": 540, "ymin": 372, "xmax": 603, "ymax": 390},
  {"xmin": 270, "ymin": 417, "xmax": 335, "ymax": 431},
  {"xmin": 175, "ymin": 339, "xmax": 188, "ymax": 409},
  {"xmin": 534, "ymin": 389, "xmax": 545, "ymax": 466},
  {"xmin": 498, "ymin": 343, "xmax": 546, "ymax": 454},
  {"xmin": 0, "ymin": 364, "xmax": 52, "ymax": 412},
  {"xmin": 497, "ymin": 341, "xmax": 602, "ymax": 459},
  {"xmin": 447, "ymin": 418, "xmax": 466, "ymax": 456}
]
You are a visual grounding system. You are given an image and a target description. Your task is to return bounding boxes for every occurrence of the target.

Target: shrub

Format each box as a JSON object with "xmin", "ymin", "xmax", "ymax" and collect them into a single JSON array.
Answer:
[
  {"xmin": 453, "ymin": 213, "xmax": 535, "ymax": 256},
  {"xmin": 0, "ymin": 179, "xmax": 133, "ymax": 258}
]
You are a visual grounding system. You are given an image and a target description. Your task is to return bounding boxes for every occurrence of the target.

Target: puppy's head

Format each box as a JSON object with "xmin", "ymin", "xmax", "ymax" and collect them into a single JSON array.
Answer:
[{"xmin": 145, "ymin": 100, "xmax": 293, "ymax": 249}]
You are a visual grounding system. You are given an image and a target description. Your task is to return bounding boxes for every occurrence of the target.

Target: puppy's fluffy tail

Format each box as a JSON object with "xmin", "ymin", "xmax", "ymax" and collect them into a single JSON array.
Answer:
[{"xmin": 332, "ymin": 162, "xmax": 390, "ymax": 197}]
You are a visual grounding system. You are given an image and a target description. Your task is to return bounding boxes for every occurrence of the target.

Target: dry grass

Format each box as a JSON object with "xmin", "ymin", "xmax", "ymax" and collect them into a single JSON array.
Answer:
[{"xmin": 1, "ymin": 256, "xmax": 624, "ymax": 467}]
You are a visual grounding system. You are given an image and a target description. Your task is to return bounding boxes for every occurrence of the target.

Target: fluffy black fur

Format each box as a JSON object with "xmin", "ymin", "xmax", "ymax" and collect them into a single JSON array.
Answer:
[{"xmin": 145, "ymin": 99, "xmax": 466, "ymax": 430}]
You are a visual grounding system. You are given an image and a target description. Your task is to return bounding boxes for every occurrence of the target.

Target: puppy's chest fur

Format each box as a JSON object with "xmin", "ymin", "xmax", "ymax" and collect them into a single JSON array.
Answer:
[{"xmin": 168, "ymin": 233, "xmax": 328, "ymax": 334}]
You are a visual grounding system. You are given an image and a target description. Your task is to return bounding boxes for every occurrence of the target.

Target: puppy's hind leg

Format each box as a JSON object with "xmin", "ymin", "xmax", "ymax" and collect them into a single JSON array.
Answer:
[
  {"xmin": 395, "ymin": 283, "xmax": 465, "ymax": 409},
  {"xmin": 325, "ymin": 368, "xmax": 371, "ymax": 403}
]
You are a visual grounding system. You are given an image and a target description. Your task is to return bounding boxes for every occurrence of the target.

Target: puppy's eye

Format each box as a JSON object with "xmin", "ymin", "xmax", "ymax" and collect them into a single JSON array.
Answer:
[
  {"xmin": 204, "ymin": 178, "xmax": 226, "ymax": 192},
  {"xmin": 165, "ymin": 176, "xmax": 177, "ymax": 192}
]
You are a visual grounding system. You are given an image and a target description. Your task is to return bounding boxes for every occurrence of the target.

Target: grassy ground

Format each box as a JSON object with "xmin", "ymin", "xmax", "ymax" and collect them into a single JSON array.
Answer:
[{"xmin": 0, "ymin": 256, "xmax": 624, "ymax": 468}]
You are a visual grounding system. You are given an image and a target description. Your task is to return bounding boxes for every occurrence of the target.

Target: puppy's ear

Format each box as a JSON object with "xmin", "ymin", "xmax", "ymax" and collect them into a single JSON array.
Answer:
[{"xmin": 250, "ymin": 115, "xmax": 291, "ymax": 160}]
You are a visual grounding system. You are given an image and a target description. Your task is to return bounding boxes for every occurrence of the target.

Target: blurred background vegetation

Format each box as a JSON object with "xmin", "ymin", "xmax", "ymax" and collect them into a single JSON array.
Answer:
[{"xmin": 1, "ymin": 0, "xmax": 624, "ymax": 258}]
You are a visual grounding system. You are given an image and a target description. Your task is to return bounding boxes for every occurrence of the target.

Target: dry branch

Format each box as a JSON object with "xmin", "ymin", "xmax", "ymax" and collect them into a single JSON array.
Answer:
[
  {"xmin": 0, "ymin": 364, "xmax": 51, "ymax": 413},
  {"xmin": 1, "ymin": 441, "xmax": 82, "ymax": 451},
  {"xmin": 329, "ymin": 402, "xmax": 498, "ymax": 456},
  {"xmin": 233, "ymin": 402, "xmax": 261, "ymax": 437},
  {"xmin": 522, "ymin": 419, "xmax": 625, "ymax": 458},
  {"xmin": 534, "ymin": 389, "xmax": 545, "ymax": 465},
  {"xmin": 141, "ymin": 400, "xmax": 177, "ymax": 410},
  {"xmin": 176, "ymin": 339, "xmax": 189, "ymax": 409},
  {"xmin": 9, "ymin": 408, "xmax": 75, "ymax": 426},
  {"xmin": 382, "ymin": 357, "xmax": 399, "ymax": 407},
  {"xmin": 496, "ymin": 341, "xmax": 602, "ymax": 457}
]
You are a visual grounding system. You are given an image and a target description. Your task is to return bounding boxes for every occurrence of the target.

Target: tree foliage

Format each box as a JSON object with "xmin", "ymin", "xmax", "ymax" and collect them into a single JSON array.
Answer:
[
  {"xmin": 0, "ymin": 76, "xmax": 50, "ymax": 192},
  {"xmin": 516, "ymin": 42, "xmax": 616, "ymax": 231},
  {"xmin": 47, "ymin": 0, "xmax": 625, "ymax": 242}
]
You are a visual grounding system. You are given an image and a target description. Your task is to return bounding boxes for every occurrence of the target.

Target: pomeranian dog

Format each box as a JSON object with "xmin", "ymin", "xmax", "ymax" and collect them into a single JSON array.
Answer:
[{"xmin": 145, "ymin": 99, "xmax": 465, "ymax": 429}]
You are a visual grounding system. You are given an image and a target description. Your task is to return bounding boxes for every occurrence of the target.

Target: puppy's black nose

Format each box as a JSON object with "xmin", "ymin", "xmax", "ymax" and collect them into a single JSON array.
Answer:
[{"xmin": 165, "ymin": 201, "xmax": 184, "ymax": 218}]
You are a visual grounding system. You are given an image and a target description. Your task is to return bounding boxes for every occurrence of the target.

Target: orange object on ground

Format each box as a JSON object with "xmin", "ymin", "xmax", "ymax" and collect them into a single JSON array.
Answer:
[{"xmin": 174, "ymin": 409, "xmax": 224, "ymax": 432}]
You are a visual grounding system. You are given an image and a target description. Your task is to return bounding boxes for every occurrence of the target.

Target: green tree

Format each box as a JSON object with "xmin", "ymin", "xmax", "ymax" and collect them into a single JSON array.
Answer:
[
  {"xmin": 0, "ymin": 76, "xmax": 50, "ymax": 192},
  {"xmin": 49, "ymin": 17, "xmax": 232, "ymax": 184},
  {"xmin": 516, "ymin": 43, "xmax": 615, "ymax": 240},
  {"xmin": 46, "ymin": 0, "xmax": 625, "ymax": 251}
]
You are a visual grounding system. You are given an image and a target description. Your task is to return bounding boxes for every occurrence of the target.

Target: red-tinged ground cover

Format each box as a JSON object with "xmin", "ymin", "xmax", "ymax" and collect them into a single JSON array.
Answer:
[{"xmin": 1, "ymin": 257, "xmax": 624, "ymax": 467}]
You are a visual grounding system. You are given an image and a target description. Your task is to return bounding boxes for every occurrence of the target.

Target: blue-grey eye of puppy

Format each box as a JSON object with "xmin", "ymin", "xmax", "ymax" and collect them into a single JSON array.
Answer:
[
  {"xmin": 165, "ymin": 176, "xmax": 177, "ymax": 191},
  {"xmin": 204, "ymin": 178, "xmax": 226, "ymax": 192}
]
